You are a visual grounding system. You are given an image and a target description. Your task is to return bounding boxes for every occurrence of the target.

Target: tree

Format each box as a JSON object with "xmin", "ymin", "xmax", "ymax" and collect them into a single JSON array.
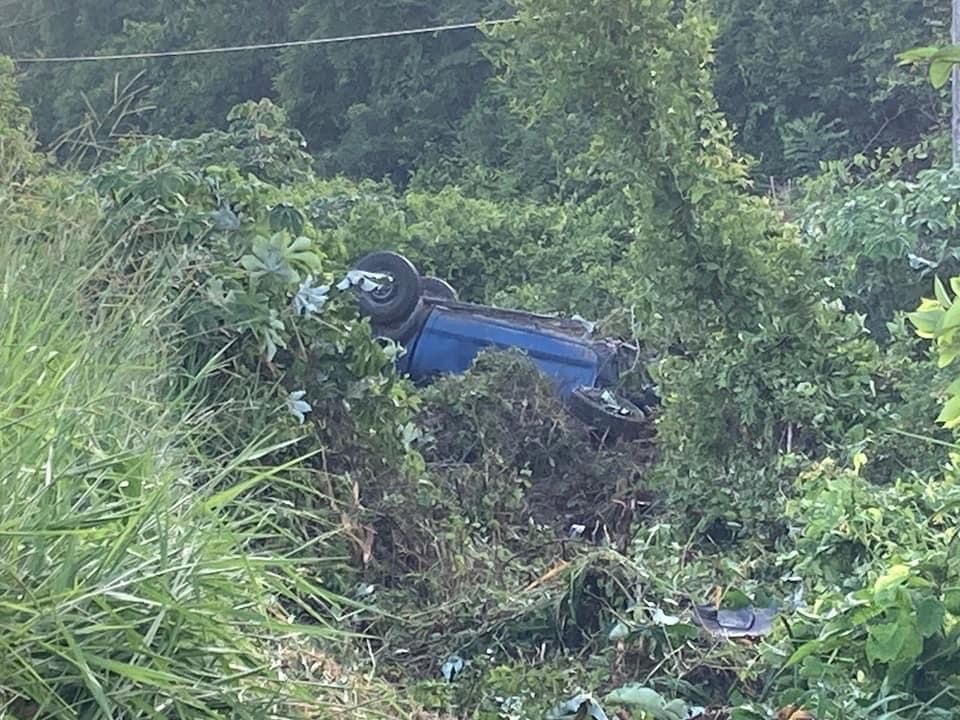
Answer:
[
  {"xmin": 6, "ymin": 0, "xmax": 505, "ymax": 183},
  {"xmin": 712, "ymin": 0, "xmax": 948, "ymax": 179},
  {"xmin": 276, "ymin": 0, "xmax": 506, "ymax": 185},
  {"xmin": 485, "ymin": 0, "xmax": 897, "ymax": 534},
  {"xmin": 5, "ymin": 0, "xmax": 297, "ymax": 151}
]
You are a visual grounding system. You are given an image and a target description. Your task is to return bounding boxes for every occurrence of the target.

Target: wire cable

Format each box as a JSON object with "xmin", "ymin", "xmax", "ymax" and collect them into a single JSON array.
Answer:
[{"xmin": 11, "ymin": 17, "xmax": 520, "ymax": 65}]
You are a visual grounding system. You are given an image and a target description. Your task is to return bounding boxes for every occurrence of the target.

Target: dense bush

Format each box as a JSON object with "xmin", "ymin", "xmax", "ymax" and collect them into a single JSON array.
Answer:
[
  {"xmin": 0, "ymin": 70, "xmax": 461, "ymax": 720},
  {"xmin": 87, "ymin": 100, "xmax": 422, "ymax": 480},
  {"xmin": 0, "ymin": 166, "xmax": 351, "ymax": 720},
  {"xmin": 795, "ymin": 158, "xmax": 960, "ymax": 334},
  {"xmin": 473, "ymin": 0, "xmax": 921, "ymax": 539},
  {"xmin": 766, "ymin": 456, "xmax": 960, "ymax": 716}
]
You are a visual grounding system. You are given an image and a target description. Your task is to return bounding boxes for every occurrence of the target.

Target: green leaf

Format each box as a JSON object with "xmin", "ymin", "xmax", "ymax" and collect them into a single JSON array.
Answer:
[
  {"xmin": 936, "ymin": 394, "xmax": 960, "ymax": 427},
  {"xmin": 933, "ymin": 45, "xmax": 960, "ymax": 64},
  {"xmin": 898, "ymin": 617, "xmax": 924, "ymax": 662},
  {"xmin": 897, "ymin": 46, "xmax": 942, "ymax": 64},
  {"xmin": 783, "ymin": 638, "xmax": 824, "ymax": 670},
  {"xmin": 720, "ymin": 588, "xmax": 752, "ymax": 609},
  {"xmin": 874, "ymin": 564, "xmax": 911, "ymax": 593},
  {"xmin": 288, "ymin": 250, "xmax": 324, "ymax": 273},
  {"xmin": 937, "ymin": 346, "xmax": 960, "ymax": 368},
  {"xmin": 662, "ymin": 699, "xmax": 688, "ymax": 720},
  {"xmin": 941, "ymin": 295, "xmax": 960, "ymax": 330},
  {"xmin": 604, "ymin": 684, "xmax": 675, "ymax": 716},
  {"xmin": 908, "ymin": 307, "xmax": 945, "ymax": 338},
  {"xmin": 728, "ymin": 707, "xmax": 768, "ymax": 720},
  {"xmin": 287, "ymin": 236, "xmax": 312, "ymax": 253},
  {"xmin": 865, "ymin": 621, "xmax": 905, "ymax": 664},
  {"xmin": 943, "ymin": 588, "xmax": 960, "ymax": 615},
  {"xmin": 239, "ymin": 254, "xmax": 265, "ymax": 272},
  {"xmin": 915, "ymin": 597, "xmax": 945, "ymax": 637},
  {"xmin": 269, "ymin": 203, "xmax": 306, "ymax": 235},
  {"xmin": 945, "ymin": 375, "xmax": 960, "ymax": 397},
  {"xmin": 935, "ymin": 276, "xmax": 952, "ymax": 309},
  {"xmin": 930, "ymin": 60, "xmax": 953, "ymax": 89}
]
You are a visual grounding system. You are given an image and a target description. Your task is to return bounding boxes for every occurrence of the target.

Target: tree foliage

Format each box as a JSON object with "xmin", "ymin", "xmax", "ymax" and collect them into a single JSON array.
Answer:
[
  {"xmin": 5, "ymin": 0, "xmax": 298, "ymax": 147},
  {"xmin": 800, "ymin": 160, "xmax": 960, "ymax": 340},
  {"xmin": 713, "ymin": 0, "xmax": 948, "ymax": 179},
  {"xmin": 275, "ymin": 0, "xmax": 507, "ymax": 184},
  {"xmin": 476, "ymin": 0, "xmax": 917, "ymax": 534},
  {"xmin": 4, "ymin": 0, "xmax": 951, "ymax": 183},
  {"xmin": 5, "ymin": 0, "xmax": 507, "ymax": 182}
]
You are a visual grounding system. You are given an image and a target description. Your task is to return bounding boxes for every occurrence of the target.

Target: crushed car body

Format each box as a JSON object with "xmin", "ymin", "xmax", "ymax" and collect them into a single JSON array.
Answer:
[{"xmin": 351, "ymin": 251, "xmax": 656, "ymax": 439}]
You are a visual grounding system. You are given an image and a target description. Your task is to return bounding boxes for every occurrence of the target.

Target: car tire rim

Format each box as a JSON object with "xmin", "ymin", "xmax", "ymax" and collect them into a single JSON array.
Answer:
[{"xmin": 370, "ymin": 277, "xmax": 396, "ymax": 302}]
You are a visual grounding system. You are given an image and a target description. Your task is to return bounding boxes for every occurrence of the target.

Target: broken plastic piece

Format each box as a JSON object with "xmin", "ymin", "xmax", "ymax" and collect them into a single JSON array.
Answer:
[
  {"xmin": 692, "ymin": 604, "xmax": 778, "ymax": 638},
  {"xmin": 545, "ymin": 693, "xmax": 610, "ymax": 720},
  {"xmin": 440, "ymin": 654, "xmax": 464, "ymax": 682}
]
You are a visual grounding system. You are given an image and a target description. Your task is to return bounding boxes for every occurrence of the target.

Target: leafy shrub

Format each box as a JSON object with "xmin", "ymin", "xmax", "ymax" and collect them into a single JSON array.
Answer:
[
  {"xmin": 856, "ymin": 317, "xmax": 954, "ymax": 484},
  {"xmin": 780, "ymin": 112, "xmax": 850, "ymax": 176},
  {"xmin": 0, "ymin": 73, "xmax": 460, "ymax": 719},
  {"xmin": 148, "ymin": 99, "xmax": 316, "ymax": 187},
  {"xmin": 800, "ymin": 163, "xmax": 960, "ymax": 341},
  {"xmin": 769, "ymin": 457, "xmax": 960, "ymax": 716},
  {"xmin": 0, "ymin": 56, "xmax": 43, "ymax": 183},
  {"xmin": 88, "ymin": 101, "xmax": 422, "ymax": 484},
  {"xmin": 0, "ymin": 193, "xmax": 351, "ymax": 719},
  {"xmin": 474, "ymin": 0, "xmax": 952, "ymax": 542},
  {"xmin": 302, "ymin": 179, "xmax": 616, "ymax": 311}
]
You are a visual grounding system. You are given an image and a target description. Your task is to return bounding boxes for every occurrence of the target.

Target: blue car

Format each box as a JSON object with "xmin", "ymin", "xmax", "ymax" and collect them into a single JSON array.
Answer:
[{"xmin": 352, "ymin": 251, "xmax": 654, "ymax": 440}]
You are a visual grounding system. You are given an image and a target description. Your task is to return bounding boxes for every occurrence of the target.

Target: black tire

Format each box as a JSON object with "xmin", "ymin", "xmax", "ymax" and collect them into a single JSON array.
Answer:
[
  {"xmin": 626, "ymin": 385, "xmax": 661, "ymax": 412},
  {"xmin": 353, "ymin": 251, "xmax": 422, "ymax": 326},
  {"xmin": 421, "ymin": 276, "xmax": 458, "ymax": 301},
  {"xmin": 567, "ymin": 387, "xmax": 648, "ymax": 441},
  {"xmin": 370, "ymin": 299, "xmax": 428, "ymax": 344}
]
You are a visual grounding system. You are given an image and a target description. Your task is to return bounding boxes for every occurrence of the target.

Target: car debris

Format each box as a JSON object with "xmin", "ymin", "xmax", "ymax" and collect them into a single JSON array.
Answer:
[{"xmin": 691, "ymin": 604, "xmax": 778, "ymax": 638}]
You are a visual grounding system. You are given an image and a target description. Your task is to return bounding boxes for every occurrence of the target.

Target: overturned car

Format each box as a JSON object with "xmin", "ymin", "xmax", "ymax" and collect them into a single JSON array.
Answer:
[{"xmin": 351, "ymin": 251, "xmax": 656, "ymax": 439}]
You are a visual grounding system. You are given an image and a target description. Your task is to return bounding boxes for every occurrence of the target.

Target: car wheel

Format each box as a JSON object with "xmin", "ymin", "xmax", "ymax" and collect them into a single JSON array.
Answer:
[
  {"xmin": 567, "ymin": 387, "xmax": 648, "ymax": 441},
  {"xmin": 371, "ymin": 299, "xmax": 428, "ymax": 344},
  {"xmin": 421, "ymin": 276, "xmax": 458, "ymax": 301},
  {"xmin": 353, "ymin": 251, "xmax": 422, "ymax": 326}
]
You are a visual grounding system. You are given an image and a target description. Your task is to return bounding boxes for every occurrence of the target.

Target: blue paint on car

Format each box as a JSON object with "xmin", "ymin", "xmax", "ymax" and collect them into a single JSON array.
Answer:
[{"xmin": 395, "ymin": 300, "xmax": 618, "ymax": 398}]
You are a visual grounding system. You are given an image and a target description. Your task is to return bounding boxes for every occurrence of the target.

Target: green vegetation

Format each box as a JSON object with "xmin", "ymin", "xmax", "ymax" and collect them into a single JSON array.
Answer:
[
  {"xmin": 0, "ymin": 60, "xmax": 438, "ymax": 718},
  {"xmin": 4, "ymin": 0, "xmax": 949, "ymax": 184},
  {"xmin": 3, "ymin": 1, "xmax": 960, "ymax": 719},
  {"xmin": 1, "ymin": 225, "xmax": 320, "ymax": 719},
  {"xmin": 713, "ymin": 0, "xmax": 948, "ymax": 178}
]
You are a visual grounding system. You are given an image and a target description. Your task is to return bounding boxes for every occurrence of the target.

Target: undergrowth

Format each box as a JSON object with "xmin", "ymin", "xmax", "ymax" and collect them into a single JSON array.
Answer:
[{"xmin": 0, "ymin": 177, "xmax": 439, "ymax": 720}]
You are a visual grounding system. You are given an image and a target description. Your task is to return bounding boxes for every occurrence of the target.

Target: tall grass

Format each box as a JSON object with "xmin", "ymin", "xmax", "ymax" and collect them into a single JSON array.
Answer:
[{"xmin": 0, "ymin": 195, "xmax": 379, "ymax": 718}]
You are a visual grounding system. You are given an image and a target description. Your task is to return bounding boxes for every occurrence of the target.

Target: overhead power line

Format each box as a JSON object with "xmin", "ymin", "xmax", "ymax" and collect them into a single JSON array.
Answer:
[{"xmin": 11, "ymin": 17, "xmax": 520, "ymax": 65}]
